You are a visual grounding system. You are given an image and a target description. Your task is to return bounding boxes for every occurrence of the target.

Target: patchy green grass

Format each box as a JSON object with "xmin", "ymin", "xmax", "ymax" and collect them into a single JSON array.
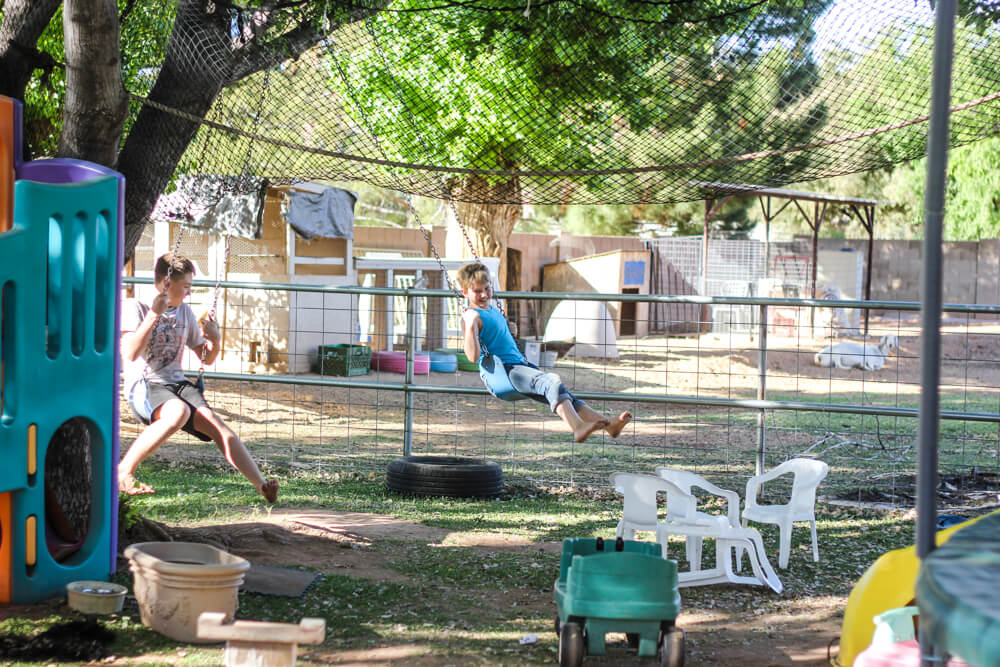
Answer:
[{"xmin": 0, "ymin": 458, "xmax": 955, "ymax": 666}]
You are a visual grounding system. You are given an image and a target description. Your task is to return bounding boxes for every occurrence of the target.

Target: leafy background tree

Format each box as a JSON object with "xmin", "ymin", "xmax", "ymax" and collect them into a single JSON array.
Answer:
[{"xmin": 333, "ymin": 0, "xmax": 833, "ymax": 283}]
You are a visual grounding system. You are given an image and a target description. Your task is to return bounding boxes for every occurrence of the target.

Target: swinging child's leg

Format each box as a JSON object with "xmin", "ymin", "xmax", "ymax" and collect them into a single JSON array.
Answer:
[
  {"xmin": 576, "ymin": 404, "xmax": 633, "ymax": 439},
  {"xmin": 191, "ymin": 407, "xmax": 279, "ymax": 503},
  {"xmin": 508, "ymin": 365, "xmax": 608, "ymax": 442},
  {"xmin": 119, "ymin": 397, "xmax": 191, "ymax": 495},
  {"xmin": 555, "ymin": 399, "xmax": 608, "ymax": 443}
]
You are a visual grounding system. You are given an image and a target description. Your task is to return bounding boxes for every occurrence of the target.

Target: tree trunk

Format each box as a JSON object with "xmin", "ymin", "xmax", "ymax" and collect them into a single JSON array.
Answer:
[
  {"xmin": 60, "ymin": 0, "xmax": 127, "ymax": 166},
  {"xmin": 116, "ymin": 1, "xmax": 386, "ymax": 261},
  {"xmin": 453, "ymin": 175, "xmax": 522, "ymax": 290}
]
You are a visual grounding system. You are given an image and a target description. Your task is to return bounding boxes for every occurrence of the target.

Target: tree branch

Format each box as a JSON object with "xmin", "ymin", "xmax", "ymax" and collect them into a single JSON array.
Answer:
[
  {"xmin": 227, "ymin": 1, "xmax": 391, "ymax": 82},
  {"xmin": 0, "ymin": 0, "xmax": 63, "ymax": 99}
]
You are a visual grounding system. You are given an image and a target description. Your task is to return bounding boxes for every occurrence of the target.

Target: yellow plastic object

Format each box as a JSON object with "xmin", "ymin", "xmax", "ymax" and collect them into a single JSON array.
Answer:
[
  {"xmin": 836, "ymin": 509, "xmax": 1000, "ymax": 667},
  {"xmin": 25, "ymin": 514, "xmax": 36, "ymax": 566},
  {"xmin": 27, "ymin": 423, "xmax": 36, "ymax": 475}
]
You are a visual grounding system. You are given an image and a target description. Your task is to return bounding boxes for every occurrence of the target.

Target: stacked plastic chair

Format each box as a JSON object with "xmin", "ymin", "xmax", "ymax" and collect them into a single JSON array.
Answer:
[{"xmin": 0, "ymin": 95, "xmax": 124, "ymax": 602}]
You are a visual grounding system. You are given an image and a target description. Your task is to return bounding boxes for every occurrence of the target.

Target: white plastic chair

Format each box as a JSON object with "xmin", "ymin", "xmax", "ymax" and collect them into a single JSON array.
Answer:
[
  {"xmin": 611, "ymin": 472, "xmax": 686, "ymax": 545},
  {"xmin": 613, "ymin": 471, "xmax": 783, "ymax": 593},
  {"xmin": 740, "ymin": 458, "xmax": 829, "ymax": 569},
  {"xmin": 655, "ymin": 467, "xmax": 741, "ymax": 571},
  {"xmin": 662, "ymin": 514, "xmax": 784, "ymax": 594}
]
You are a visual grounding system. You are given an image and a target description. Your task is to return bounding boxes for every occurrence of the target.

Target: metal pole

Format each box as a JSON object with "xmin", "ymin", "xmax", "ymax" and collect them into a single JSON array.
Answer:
[
  {"xmin": 864, "ymin": 208, "xmax": 874, "ymax": 336},
  {"xmin": 701, "ymin": 199, "xmax": 712, "ymax": 331},
  {"xmin": 756, "ymin": 304, "xmax": 768, "ymax": 477},
  {"xmin": 918, "ymin": 1, "xmax": 955, "ymax": 664},
  {"xmin": 403, "ymin": 289, "xmax": 418, "ymax": 456}
]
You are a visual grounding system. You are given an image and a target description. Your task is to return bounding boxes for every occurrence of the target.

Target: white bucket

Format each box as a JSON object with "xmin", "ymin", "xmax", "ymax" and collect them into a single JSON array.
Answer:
[
  {"xmin": 124, "ymin": 542, "xmax": 249, "ymax": 643},
  {"xmin": 540, "ymin": 350, "xmax": 558, "ymax": 367}
]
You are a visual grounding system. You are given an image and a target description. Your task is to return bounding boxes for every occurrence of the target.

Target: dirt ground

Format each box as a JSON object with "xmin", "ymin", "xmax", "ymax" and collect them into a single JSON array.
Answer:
[
  {"xmin": 134, "ymin": 508, "xmax": 843, "ymax": 666},
  {"xmin": 105, "ymin": 316, "xmax": 1000, "ymax": 665}
]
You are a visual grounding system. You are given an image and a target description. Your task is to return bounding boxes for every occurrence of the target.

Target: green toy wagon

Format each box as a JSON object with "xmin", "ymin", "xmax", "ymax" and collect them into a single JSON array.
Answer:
[{"xmin": 554, "ymin": 537, "xmax": 684, "ymax": 667}]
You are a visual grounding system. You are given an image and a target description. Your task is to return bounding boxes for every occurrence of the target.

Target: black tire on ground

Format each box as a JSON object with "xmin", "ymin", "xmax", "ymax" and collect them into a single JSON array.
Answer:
[
  {"xmin": 385, "ymin": 456, "xmax": 503, "ymax": 498},
  {"xmin": 660, "ymin": 626, "xmax": 685, "ymax": 667},
  {"xmin": 559, "ymin": 622, "xmax": 585, "ymax": 667},
  {"xmin": 554, "ymin": 613, "xmax": 562, "ymax": 637}
]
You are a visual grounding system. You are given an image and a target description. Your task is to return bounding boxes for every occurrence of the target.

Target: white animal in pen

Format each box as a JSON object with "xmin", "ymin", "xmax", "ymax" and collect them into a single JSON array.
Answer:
[{"xmin": 813, "ymin": 334, "xmax": 899, "ymax": 371}]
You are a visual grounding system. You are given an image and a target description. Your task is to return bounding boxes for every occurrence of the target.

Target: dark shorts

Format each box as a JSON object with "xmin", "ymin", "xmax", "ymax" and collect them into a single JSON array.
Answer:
[{"xmin": 128, "ymin": 379, "xmax": 213, "ymax": 442}]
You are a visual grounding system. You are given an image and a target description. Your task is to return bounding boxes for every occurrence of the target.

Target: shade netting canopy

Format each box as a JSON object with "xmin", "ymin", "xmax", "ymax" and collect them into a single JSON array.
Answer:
[{"xmin": 128, "ymin": 0, "xmax": 1000, "ymax": 216}]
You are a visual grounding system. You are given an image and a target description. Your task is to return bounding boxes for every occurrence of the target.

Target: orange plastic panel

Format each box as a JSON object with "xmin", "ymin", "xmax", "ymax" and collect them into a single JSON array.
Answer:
[
  {"xmin": 0, "ymin": 492, "xmax": 11, "ymax": 602},
  {"xmin": 0, "ymin": 96, "xmax": 14, "ymax": 232}
]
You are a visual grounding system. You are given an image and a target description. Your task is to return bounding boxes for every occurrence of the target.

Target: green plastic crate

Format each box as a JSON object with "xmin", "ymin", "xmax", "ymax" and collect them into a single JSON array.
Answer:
[
  {"xmin": 435, "ymin": 347, "xmax": 478, "ymax": 371},
  {"xmin": 318, "ymin": 344, "xmax": 371, "ymax": 376}
]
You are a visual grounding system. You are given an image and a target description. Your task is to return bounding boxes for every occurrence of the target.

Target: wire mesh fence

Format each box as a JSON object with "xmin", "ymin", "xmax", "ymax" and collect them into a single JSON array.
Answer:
[{"xmin": 119, "ymin": 278, "xmax": 1000, "ymax": 509}]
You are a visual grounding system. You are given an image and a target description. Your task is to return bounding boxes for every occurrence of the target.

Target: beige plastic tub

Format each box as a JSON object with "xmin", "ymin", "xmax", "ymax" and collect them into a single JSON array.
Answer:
[{"xmin": 123, "ymin": 541, "xmax": 250, "ymax": 643}]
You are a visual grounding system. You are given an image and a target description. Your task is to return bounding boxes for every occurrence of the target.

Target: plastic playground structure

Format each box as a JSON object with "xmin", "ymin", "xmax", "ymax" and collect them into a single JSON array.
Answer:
[{"xmin": 0, "ymin": 95, "xmax": 124, "ymax": 603}]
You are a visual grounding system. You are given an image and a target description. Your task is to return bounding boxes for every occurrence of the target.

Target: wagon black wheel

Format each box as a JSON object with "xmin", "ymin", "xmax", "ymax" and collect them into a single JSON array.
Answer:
[
  {"xmin": 660, "ymin": 626, "xmax": 685, "ymax": 667},
  {"xmin": 626, "ymin": 632, "xmax": 640, "ymax": 650},
  {"xmin": 554, "ymin": 613, "xmax": 561, "ymax": 637},
  {"xmin": 559, "ymin": 622, "xmax": 585, "ymax": 667},
  {"xmin": 386, "ymin": 456, "xmax": 503, "ymax": 498}
]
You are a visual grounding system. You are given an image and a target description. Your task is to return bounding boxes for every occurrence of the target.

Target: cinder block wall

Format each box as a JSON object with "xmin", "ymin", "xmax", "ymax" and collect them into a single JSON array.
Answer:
[{"xmin": 814, "ymin": 238, "xmax": 990, "ymax": 307}]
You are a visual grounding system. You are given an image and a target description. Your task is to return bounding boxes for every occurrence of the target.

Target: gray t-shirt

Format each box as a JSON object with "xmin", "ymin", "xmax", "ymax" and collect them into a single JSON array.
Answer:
[{"xmin": 121, "ymin": 298, "xmax": 204, "ymax": 391}]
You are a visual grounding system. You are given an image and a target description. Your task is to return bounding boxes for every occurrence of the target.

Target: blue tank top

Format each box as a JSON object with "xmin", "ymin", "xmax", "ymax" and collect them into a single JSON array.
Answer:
[{"xmin": 475, "ymin": 306, "xmax": 525, "ymax": 365}]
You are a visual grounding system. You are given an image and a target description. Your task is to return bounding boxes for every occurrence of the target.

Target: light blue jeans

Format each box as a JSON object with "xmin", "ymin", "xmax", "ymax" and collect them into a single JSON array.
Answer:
[{"xmin": 507, "ymin": 363, "xmax": 585, "ymax": 413}]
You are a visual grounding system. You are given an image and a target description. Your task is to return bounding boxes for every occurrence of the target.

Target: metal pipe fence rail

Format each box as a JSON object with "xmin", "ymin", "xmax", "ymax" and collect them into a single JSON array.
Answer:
[{"xmin": 120, "ymin": 277, "xmax": 1000, "ymax": 508}]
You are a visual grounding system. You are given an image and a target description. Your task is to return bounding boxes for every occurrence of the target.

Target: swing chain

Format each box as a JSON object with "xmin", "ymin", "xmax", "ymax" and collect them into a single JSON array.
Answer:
[
  {"xmin": 356, "ymin": 18, "xmax": 507, "ymax": 318},
  {"xmin": 207, "ymin": 233, "xmax": 231, "ymax": 322},
  {"xmin": 197, "ymin": 232, "xmax": 233, "ymax": 384},
  {"xmin": 141, "ymin": 223, "xmax": 189, "ymax": 379}
]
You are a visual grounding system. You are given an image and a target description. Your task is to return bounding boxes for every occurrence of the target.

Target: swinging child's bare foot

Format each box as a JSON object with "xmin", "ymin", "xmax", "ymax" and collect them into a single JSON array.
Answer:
[
  {"xmin": 574, "ymin": 419, "xmax": 609, "ymax": 443},
  {"xmin": 119, "ymin": 474, "xmax": 154, "ymax": 496},
  {"xmin": 258, "ymin": 480, "xmax": 279, "ymax": 503},
  {"xmin": 605, "ymin": 411, "xmax": 633, "ymax": 439}
]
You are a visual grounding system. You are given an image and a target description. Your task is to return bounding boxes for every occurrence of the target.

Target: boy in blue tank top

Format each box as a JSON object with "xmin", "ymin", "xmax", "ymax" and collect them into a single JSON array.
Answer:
[{"xmin": 458, "ymin": 262, "xmax": 631, "ymax": 443}]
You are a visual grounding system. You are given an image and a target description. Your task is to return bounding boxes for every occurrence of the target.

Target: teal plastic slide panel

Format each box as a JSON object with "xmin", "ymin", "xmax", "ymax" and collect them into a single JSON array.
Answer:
[
  {"xmin": 17, "ymin": 157, "xmax": 126, "ymax": 576},
  {"xmin": 3, "ymin": 174, "xmax": 120, "ymax": 602},
  {"xmin": 0, "ymin": 209, "xmax": 34, "ymax": 493}
]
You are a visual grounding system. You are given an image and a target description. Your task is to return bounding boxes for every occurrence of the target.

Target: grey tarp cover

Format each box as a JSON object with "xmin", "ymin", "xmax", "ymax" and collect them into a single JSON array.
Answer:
[
  {"xmin": 283, "ymin": 186, "xmax": 356, "ymax": 240},
  {"xmin": 151, "ymin": 175, "xmax": 268, "ymax": 239}
]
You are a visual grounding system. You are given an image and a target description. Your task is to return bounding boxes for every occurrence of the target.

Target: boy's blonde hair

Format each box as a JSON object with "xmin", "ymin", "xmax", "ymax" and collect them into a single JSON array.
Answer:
[
  {"xmin": 154, "ymin": 253, "xmax": 196, "ymax": 283},
  {"xmin": 457, "ymin": 262, "xmax": 491, "ymax": 289}
]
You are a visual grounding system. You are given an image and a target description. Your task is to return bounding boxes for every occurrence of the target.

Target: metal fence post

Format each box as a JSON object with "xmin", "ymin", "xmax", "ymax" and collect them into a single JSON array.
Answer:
[
  {"xmin": 403, "ymin": 289, "xmax": 417, "ymax": 457},
  {"xmin": 756, "ymin": 303, "xmax": 768, "ymax": 478}
]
